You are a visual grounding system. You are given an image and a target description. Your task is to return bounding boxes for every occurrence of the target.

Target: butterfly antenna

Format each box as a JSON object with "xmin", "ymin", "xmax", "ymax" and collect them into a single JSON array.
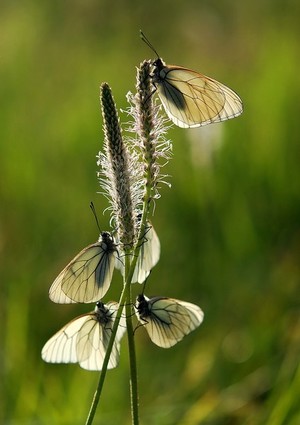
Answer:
[
  {"xmin": 90, "ymin": 202, "xmax": 102, "ymax": 233},
  {"xmin": 140, "ymin": 30, "xmax": 160, "ymax": 59}
]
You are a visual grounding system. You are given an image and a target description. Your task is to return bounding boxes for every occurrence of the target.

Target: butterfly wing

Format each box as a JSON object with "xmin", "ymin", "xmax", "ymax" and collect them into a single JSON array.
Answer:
[
  {"xmin": 75, "ymin": 314, "xmax": 118, "ymax": 370},
  {"xmin": 172, "ymin": 300, "xmax": 204, "ymax": 329},
  {"xmin": 156, "ymin": 66, "xmax": 243, "ymax": 128},
  {"xmin": 77, "ymin": 301, "xmax": 126, "ymax": 371},
  {"xmin": 136, "ymin": 296, "xmax": 204, "ymax": 348},
  {"xmin": 132, "ymin": 224, "xmax": 161, "ymax": 283},
  {"xmin": 107, "ymin": 301, "xmax": 127, "ymax": 343},
  {"xmin": 116, "ymin": 223, "xmax": 160, "ymax": 283},
  {"xmin": 49, "ymin": 240, "xmax": 116, "ymax": 304},
  {"xmin": 41, "ymin": 315, "xmax": 89, "ymax": 364}
]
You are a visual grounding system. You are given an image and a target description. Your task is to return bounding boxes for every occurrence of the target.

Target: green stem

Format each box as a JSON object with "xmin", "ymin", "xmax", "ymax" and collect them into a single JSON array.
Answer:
[
  {"xmin": 125, "ymin": 255, "xmax": 139, "ymax": 425},
  {"xmin": 86, "ymin": 63, "xmax": 155, "ymax": 424},
  {"xmin": 85, "ymin": 211, "xmax": 149, "ymax": 425},
  {"xmin": 86, "ymin": 217, "xmax": 151, "ymax": 424},
  {"xmin": 85, "ymin": 281, "xmax": 128, "ymax": 425}
]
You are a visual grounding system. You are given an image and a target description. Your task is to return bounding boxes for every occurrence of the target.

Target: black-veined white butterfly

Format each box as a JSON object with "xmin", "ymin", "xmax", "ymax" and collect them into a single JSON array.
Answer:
[
  {"xmin": 140, "ymin": 31, "xmax": 243, "ymax": 128},
  {"xmin": 115, "ymin": 222, "xmax": 160, "ymax": 283},
  {"xmin": 135, "ymin": 294, "xmax": 204, "ymax": 348},
  {"xmin": 41, "ymin": 301, "xmax": 126, "ymax": 370},
  {"xmin": 49, "ymin": 232, "xmax": 118, "ymax": 304}
]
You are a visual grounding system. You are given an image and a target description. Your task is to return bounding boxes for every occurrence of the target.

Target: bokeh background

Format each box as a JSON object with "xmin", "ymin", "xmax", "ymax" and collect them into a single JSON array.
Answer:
[{"xmin": 1, "ymin": 1, "xmax": 300, "ymax": 424}]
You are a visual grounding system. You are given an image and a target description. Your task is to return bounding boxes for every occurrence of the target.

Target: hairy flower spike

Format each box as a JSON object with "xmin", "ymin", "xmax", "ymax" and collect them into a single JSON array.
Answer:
[
  {"xmin": 137, "ymin": 61, "xmax": 157, "ymax": 195},
  {"xmin": 98, "ymin": 83, "xmax": 139, "ymax": 249},
  {"xmin": 126, "ymin": 61, "xmax": 172, "ymax": 206}
]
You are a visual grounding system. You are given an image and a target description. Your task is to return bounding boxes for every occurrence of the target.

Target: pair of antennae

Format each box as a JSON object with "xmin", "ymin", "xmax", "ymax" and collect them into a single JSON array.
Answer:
[{"xmin": 140, "ymin": 30, "xmax": 160, "ymax": 59}]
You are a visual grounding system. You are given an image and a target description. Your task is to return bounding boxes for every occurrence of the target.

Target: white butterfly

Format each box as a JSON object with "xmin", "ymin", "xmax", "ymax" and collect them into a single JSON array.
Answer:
[
  {"xmin": 49, "ymin": 232, "xmax": 118, "ymax": 304},
  {"xmin": 41, "ymin": 301, "xmax": 126, "ymax": 370},
  {"xmin": 141, "ymin": 31, "xmax": 243, "ymax": 128},
  {"xmin": 115, "ymin": 222, "xmax": 160, "ymax": 283},
  {"xmin": 135, "ymin": 294, "xmax": 204, "ymax": 348}
]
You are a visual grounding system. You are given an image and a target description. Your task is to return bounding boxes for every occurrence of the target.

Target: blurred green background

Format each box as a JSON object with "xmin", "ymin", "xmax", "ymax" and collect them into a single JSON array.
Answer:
[{"xmin": 1, "ymin": 0, "xmax": 300, "ymax": 424}]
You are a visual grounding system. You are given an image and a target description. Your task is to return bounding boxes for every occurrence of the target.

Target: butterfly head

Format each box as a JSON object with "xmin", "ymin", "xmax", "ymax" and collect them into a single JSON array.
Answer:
[
  {"xmin": 95, "ymin": 301, "xmax": 104, "ymax": 309},
  {"xmin": 152, "ymin": 58, "xmax": 169, "ymax": 86},
  {"xmin": 95, "ymin": 302, "xmax": 112, "ymax": 324},
  {"xmin": 136, "ymin": 294, "xmax": 151, "ymax": 319},
  {"xmin": 99, "ymin": 231, "xmax": 118, "ymax": 252},
  {"xmin": 100, "ymin": 231, "xmax": 112, "ymax": 240}
]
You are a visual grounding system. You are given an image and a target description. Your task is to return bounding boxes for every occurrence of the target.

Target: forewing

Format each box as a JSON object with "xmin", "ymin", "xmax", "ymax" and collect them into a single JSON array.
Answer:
[
  {"xmin": 41, "ymin": 315, "xmax": 89, "ymax": 364},
  {"xmin": 157, "ymin": 67, "xmax": 243, "ymax": 128},
  {"xmin": 177, "ymin": 300, "xmax": 204, "ymax": 328},
  {"xmin": 49, "ymin": 242, "xmax": 115, "ymax": 304}
]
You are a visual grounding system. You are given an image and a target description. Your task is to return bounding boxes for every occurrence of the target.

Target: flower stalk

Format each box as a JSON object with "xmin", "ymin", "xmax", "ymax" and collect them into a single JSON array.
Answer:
[
  {"xmin": 44, "ymin": 57, "xmax": 202, "ymax": 425},
  {"xmin": 86, "ymin": 63, "xmax": 169, "ymax": 425}
]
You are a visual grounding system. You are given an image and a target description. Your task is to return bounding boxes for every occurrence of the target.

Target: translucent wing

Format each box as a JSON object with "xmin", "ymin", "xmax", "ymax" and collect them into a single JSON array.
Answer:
[
  {"xmin": 49, "ymin": 232, "xmax": 117, "ymax": 304},
  {"xmin": 42, "ymin": 302, "xmax": 126, "ymax": 371},
  {"xmin": 115, "ymin": 222, "xmax": 160, "ymax": 283},
  {"xmin": 132, "ymin": 224, "xmax": 160, "ymax": 283},
  {"xmin": 77, "ymin": 301, "xmax": 126, "ymax": 370},
  {"xmin": 135, "ymin": 294, "xmax": 204, "ymax": 348},
  {"xmin": 155, "ymin": 65, "xmax": 243, "ymax": 128},
  {"xmin": 41, "ymin": 315, "xmax": 89, "ymax": 364}
]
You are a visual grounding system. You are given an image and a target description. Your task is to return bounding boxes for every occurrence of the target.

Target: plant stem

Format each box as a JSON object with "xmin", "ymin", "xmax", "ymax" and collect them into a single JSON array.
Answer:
[
  {"xmin": 84, "ymin": 283, "xmax": 128, "ymax": 425},
  {"xmin": 85, "ymin": 217, "xmax": 148, "ymax": 425},
  {"xmin": 85, "ymin": 202, "xmax": 152, "ymax": 424},
  {"xmin": 125, "ymin": 255, "xmax": 139, "ymax": 425},
  {"xmin": 86, "ymin": 62, "xmax": 156, "ymax": 424}
]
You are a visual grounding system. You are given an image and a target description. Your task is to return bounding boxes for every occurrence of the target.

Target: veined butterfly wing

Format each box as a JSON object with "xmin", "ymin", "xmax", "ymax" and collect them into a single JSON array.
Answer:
[
  {"xmin": 132, "ymin": 223, "xmax": 160, "ymax": 283},
  {"xmin": 135, "ymin": 294, "xmax": 204, "ymax": 348},
  {"xmin": 77, "ymin": 301, "xmax": 125, "ymax": 370},
  {"xmin": 115, "ymin": 222, "xmax": 160, "ymax": 284},
  {"xmin": 49, "ymin": 232, "xmax": 117, "ymax": 304},
  {"xmin": 153, "ymin": 59, "xmax": 243, "ymax": 128},
  {"xmin": 41, "ymin": 315, "xmax": 86, "ymax": 364},
  {"xmin": 41, "ymin": 301, "xmax": 126, "ymax": 370}
]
